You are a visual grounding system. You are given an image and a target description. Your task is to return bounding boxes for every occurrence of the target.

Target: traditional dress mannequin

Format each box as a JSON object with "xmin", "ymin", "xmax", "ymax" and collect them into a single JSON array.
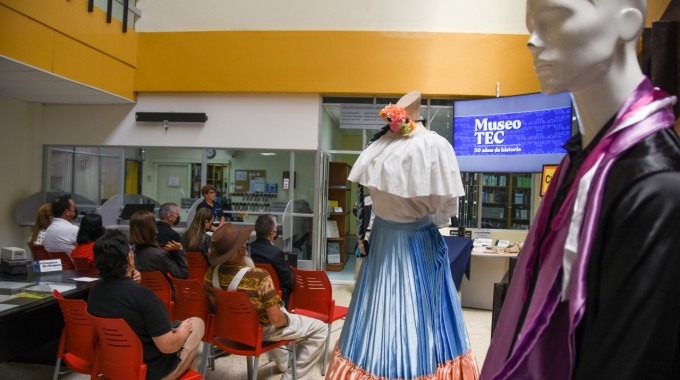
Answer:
[
  {"xmin": 326, "ymin": 91, "xmax": 479, "ymax": 379},
  {"xmin": 482, "ymin": 0, "xmax": 680, "ymax": 379}
]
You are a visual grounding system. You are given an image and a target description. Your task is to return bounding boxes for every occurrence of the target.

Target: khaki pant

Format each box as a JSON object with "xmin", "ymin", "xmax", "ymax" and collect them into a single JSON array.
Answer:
[
  {"xmin": 263, "ymin": 309, "xmax": 328, "ymax": 380},
  {"xmin": 162, "ymin": 317, "xmax": 205, "ymax": 380}
]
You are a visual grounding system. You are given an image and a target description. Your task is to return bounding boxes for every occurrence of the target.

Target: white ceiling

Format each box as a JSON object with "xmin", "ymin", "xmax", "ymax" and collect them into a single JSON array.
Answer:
[{"xmin": 0, "ymin": 56, "xmax": 134, "ymax": 105}]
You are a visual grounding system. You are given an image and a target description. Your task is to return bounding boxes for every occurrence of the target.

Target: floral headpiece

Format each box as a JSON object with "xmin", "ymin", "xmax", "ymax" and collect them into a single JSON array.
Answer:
[{"xmin": 379, "ymin": 104, "xmax": 416, "ymax": 136}]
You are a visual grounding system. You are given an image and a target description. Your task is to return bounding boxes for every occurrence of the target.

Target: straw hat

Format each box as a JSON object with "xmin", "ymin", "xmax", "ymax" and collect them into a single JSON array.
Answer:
[{"xmin": 207, "ymin": 223, "xmax": 253, "ymax": 266}]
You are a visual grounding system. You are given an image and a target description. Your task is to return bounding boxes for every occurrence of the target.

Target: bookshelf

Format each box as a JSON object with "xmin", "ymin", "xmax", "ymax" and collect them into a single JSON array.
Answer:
[
  {"xmin": 478, "ymin": 173, "xmax": 533, "ymax": 230},
  {"xmin": 191, "ymin": 163, "xmax": 228, "ymax": 198},
  {"xmin": 326, "ymin": 161, "xmax": 351, "ymax": 271}
]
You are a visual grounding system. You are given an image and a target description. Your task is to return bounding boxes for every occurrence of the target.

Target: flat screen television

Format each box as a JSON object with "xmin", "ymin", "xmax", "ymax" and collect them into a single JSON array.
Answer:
[
  {"xmin": 453, "ymin": 92, "xmax": 573, "ymax": 172},
  {"xmin": 119, "ymin": 203, "xmax": 155, "ymax": 220}
]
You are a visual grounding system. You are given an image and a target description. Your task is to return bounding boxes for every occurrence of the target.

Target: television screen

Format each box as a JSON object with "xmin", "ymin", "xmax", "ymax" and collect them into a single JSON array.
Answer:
[
  {"xmin": 119, "ymin": 203, "xmax": 155, "ymax": 220},
  {"xmin": 453, "ymin": 92, "xmax": 573, "ymax": 172}
]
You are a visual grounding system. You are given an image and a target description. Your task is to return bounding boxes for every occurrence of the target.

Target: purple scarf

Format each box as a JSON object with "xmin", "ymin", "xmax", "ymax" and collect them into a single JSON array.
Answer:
[{"xmin": 481, "ymin": 78, "xmax": 677, "ymax": 380}]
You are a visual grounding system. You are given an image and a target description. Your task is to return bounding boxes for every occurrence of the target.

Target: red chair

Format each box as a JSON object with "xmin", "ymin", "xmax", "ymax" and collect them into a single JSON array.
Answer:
[
  {"xmin": 48, "ymin": 251, "xmax": 76, "ymax": 270},
  {"xmin": 255, "ymin": 263, "xmax": 282, "ymax": 297},
  {"xmin": 168, "ymin": 275, "xmax": 215, "ymax": 375},
  {"xmin": 52, "ymin": 289, "xmax": 96, "ymax": 380},
  {"xmin": 72, "ymin": 256, "xmax": 97, "ymax": 275},
  {"xmin": 91, "ymin": 316, "xmax": 202, "ymax": 380},
  {"xmin": 186, "ymin": 251, "xmax": 209, "ymax": 282},
  {"xmin": 140, "ymin": 271, "xmax": 175, "ymax": 319},
  {"xmin": 29, "ymin": 244, "xmax": 51, "ymax": 261},
  {"xmin": 206, "ymin": 288, "xmax": 296, "ymax": 380},
  {"xmin": 289, "ymin": 267, "xmax": 348, "ymax": 375}
]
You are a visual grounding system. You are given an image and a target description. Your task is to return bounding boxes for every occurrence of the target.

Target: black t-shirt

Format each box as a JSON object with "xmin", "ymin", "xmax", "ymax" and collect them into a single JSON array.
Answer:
[
  {"xmin": 87, "ymin": 277, "xmax": 179, "ymax": 380},
  {"xmin": 156, "ymin": 221, "xmax": 181, "ymax": 247}
]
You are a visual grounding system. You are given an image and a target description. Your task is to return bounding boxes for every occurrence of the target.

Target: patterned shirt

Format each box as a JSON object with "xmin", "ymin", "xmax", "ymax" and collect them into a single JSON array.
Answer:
[{"xmin": 205, "ymin": 264, "xmax": 282, "ymax": 325}]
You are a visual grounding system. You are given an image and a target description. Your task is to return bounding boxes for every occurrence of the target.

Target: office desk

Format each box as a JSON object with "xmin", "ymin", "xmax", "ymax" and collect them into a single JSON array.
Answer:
[
  {"xmin": 442, "ymin": 236, "xmax": 473, "ymax": 290},
  {"xmin": 0, "ymin": 268, "xmax": 96, "ymax": 364},
  {"xmin": 459, "ymin": 251, "xmax": 518, "ymax": 310}
]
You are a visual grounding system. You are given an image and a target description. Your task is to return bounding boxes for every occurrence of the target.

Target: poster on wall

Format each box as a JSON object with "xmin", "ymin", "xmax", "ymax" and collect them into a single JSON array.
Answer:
[{"xmin": 234, "ymin": 170, "xmax": 266, "ymax": 192}]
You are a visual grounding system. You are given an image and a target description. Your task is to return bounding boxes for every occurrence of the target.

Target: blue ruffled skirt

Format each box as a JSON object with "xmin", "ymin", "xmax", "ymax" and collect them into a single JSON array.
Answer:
[{"xmin": 327, "ymin": 216, "xmax": 478, "ymax": 379}]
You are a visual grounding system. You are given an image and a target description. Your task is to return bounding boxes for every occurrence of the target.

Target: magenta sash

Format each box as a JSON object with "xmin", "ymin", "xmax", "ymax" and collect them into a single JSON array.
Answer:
[{"xmin": 481, "ymin": 78, "xmax": 677, "ymax": 380}]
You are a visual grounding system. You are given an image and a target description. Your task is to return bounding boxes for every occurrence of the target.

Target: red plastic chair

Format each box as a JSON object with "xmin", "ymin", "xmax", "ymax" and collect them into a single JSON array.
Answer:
[
  {"xmin": 289, "ymin": 267, "xmax": 348, "ymax": 375},
  {"xmin": 52, "ymin": 289, "xmax": 96, "ymax": 380},
  {"xmin": 48, "ymin": 251, "xmax": 75, "ymax": 270},
  {"xmin": 255, "ymin": 263, "xmax": 282, "ymax": 297},
  {"xmin": 186, "ymin": 251, "xmax": 209, "ymax": 282},
  {"xmin": 205, "ymin": 288, "xmax": 296, "ymax": 380},
  {"xmin": 29, "ymin": 244, "xmax": 51, "ymax": 261},
  {"xmin": 91, "ymin": 316, "xmax": 202, "ymax": 380},
  {"xmin": 168, "ymin": 275, "xmax": 215, "ymax": 375},
  {"xmin": 72, "ymin": 256, "xmax": 97, "ymax": 275},
  {"xmin": 140, "ymin": 271, "xmax": 175, "ymax": 319}
]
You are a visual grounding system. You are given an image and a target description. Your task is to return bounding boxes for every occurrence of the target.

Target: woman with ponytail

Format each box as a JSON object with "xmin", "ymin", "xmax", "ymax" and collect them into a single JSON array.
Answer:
[{"xmin": 327, "ymin": 91, "xmax": 479, "ymax": 379}]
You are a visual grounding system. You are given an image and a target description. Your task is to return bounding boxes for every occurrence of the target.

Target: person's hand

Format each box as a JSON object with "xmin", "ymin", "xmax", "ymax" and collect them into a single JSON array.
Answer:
[
  {"xmin": 132, "ymin": 269, "xmax": 141, "ymax": 284},
  {"xmin": 175, "ymin": 319, "xmax": 193, "ymax": 337},
  {"xmin": 163, "ymin": 241, "xmax": 183, "ymax": 251}
]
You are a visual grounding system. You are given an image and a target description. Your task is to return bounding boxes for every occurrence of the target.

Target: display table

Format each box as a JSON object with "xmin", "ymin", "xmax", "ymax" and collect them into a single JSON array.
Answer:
[
  {"xmin": 442, "ymin": 236, "xmax": 472, "ymax": 290},
  {"xmin": 459, "ymin": 251, "xmax": 518, "ymax": 310},
  {"xmin": 0, "ymin": 268, "xmax": 97, "ymax": 364}
]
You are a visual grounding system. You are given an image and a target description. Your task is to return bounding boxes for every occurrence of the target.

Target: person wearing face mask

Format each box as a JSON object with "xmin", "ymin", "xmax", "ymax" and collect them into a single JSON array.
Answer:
[
  {"xmin": 43, "ymin": 195, "xmax": 79, "ymax": 254},
  {"xmin": 482, "ymin": 1, "xmax": 680, "ymax": 379},
  {"xmin": 249, "ymin": 214, "xmax": 294, "ymax": 308},
  {"xmin": 156, "ymin": 202, "xmax": 184, "ymax": 253}
]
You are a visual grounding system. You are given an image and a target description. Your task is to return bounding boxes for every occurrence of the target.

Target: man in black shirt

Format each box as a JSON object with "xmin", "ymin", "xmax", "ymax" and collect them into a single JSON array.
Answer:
[{"xmin": 88, "ymin": 230, "xmax": 204, "ymax": 380}]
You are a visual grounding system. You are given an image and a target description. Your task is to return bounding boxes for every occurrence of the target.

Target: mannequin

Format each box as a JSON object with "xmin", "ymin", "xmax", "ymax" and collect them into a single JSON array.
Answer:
[
  {"xmin": 326, "ymin": 91, "xmax": 478, "ymax": 379},
  {"xmin": 482, "ymin": 0, "xmax": 680, "ymax": 379}
]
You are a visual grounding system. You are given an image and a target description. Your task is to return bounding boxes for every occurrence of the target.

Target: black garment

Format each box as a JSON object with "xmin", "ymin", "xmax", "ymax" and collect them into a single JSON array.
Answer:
[
  {"xmin": 156, "ymin": 221, "xmax": 182, "ymax": 247},
  {"xmin": 250, "ymin": 238, "xmax": 294, "ymax": 307},
  {"xmin": 573, "ymin": 128, "xmax": 680, "ymax": 379},
  {"xmin": 196, "ymin": 200, "xmax": 222, "ymax": 224},
  {"xmin": 135, "ymin": 244, "xmax": 189, "ymax": 280},
  {"xmin": 88, "ymin": 277, "xmax": 178, "ymax": 380}
]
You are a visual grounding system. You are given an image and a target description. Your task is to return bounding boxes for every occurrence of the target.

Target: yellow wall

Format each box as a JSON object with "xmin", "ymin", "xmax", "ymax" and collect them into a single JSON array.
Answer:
[
  {"xmin": 136, "ymin": 31, "xmax": 539, "ymax": 97},
  {"xmin": 0, "ymin": 0, "xmax": 137, "ymax": 100}
]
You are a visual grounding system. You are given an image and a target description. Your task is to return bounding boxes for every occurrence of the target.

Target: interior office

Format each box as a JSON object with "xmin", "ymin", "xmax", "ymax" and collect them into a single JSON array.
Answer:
[{"xmin": 0, "ymin": 0, "xmax": 673, "ymax": 269}]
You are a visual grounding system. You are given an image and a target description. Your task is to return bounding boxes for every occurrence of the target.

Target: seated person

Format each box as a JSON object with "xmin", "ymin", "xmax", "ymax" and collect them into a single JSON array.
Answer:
[
  {"xmin": 28, "ymin": 203, "xmax": 52, "ymax": 246},
  {"xmin": 205, "ymin": 224, "xmax": 327, "ymax": 379},
  {"xmin": 195, "ymin": 185, "xmax": 224, "ymax": 231},
  {"xmin": 43, "ymin": 195, "xmax": 79, "ymax": 254},
  {"xmin": 88, "ymin": 230, "xmax": 204, "ymax": 380},
  {"xmin": 129, "ymin": 210, "xmax": 189, "ymax": 279},
  {"xmin": 250, "ymin": 214, "xmax": 294, "ymax": 308},
  {"xmin": 181, "ymin": 208, "xmax": 213, "ymax": 258},
  {"xmin": 156, "ymin": 202, "xmax": 184, "ymax": 253},
  {"xmin": 71, "ymin": 213, "xmax": 106, "ymax": 264}
]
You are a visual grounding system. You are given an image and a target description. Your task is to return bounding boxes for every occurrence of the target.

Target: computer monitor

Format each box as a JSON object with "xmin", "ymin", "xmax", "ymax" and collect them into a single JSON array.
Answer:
[{"xmin": 119, "ymin": 203, "xmax": 155, "ymax": 220}]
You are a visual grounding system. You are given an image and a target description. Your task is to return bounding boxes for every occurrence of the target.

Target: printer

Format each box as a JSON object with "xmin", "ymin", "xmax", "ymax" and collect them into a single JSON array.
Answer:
[{"xmin": 1, "ymin": 247, "xmax": 30, "ymax": 274}]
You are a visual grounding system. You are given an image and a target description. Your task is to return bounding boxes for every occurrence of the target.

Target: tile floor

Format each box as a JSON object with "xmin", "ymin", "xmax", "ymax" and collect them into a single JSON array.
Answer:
[{"xmin": 0, "ymin": 257, "xmax": 492, "ymax": 379}]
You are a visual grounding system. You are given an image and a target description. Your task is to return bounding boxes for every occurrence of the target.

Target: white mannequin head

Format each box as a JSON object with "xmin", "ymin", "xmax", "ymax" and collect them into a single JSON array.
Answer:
[
  {"xmin": 526, "ymin": 0, "xmax": 646, "ymax": 94},
  {"xmin": 526, "ymin": 0, "xmax": 647, "ymax": 143}
]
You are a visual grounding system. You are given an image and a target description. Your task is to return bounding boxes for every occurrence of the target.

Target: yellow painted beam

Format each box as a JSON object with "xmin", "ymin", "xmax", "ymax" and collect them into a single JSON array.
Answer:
[
  {"xmin": 136, "ymin": 31, "xmax": 540, "ymax": 97},
  {"xmin": 646, "ymin": 0, "xmax": 673, "ymax": 27}
]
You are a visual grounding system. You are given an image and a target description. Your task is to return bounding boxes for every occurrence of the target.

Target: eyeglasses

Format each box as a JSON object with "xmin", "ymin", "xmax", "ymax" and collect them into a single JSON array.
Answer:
[{"xmin": 208, "ymin": 191, "xmax": 216, "ymax": 194}]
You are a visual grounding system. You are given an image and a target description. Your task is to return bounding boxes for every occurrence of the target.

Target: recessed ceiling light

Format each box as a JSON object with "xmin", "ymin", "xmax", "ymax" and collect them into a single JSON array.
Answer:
[{"xmin": 260, "ymin": 152, "xmax": 277, "ymax": 156}]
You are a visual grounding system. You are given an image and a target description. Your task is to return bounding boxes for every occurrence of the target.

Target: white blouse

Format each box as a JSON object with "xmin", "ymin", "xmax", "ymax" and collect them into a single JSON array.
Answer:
[{"xmin": 348, "ymin": 126, "xmax": 465, "ymax": 227}]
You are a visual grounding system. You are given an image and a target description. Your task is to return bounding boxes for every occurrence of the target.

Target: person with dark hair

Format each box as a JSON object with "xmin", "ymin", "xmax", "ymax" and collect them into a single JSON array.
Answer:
[
  {"xmin": 250, "ymin": 214, "xmax": 294, "ymax": 308},
  {"xmin": 205, "ymin": 223, "xmax": 326, "ymax": 379},
  {"xmin": 156, "ymin": 202, "xmax": 184, "ymax": 253},
  {"xmin": 28, "ymin": 203, "xmax": 52, "ymax": 246},
  {"xmin": 70, "ymin": 213, "xmax": 106, "ymax": 264},
  {"xmin": 482, "ymin": 1, "xmax": 680, "ymax": 379},
  {"xmin": 327, "ymin": 91, "xmax": 478, "ymax": 379},
  {"xmin": 129, "ymin": 210, "xmax": 189, "ymax": 280},
  {"xmin": 195, "ymin": 184, "xmax": 224, "ymax": 231},
  {"xmin": 43, "ymin": 195, "xmax": 79, "ymax": 254},
  {"xmin": 181, "ymin": 207, "xmax": 213, "ymax": 257},
  {"xmin": 88, "ymin": 230, "xmax": 204, "ymax": 380}
]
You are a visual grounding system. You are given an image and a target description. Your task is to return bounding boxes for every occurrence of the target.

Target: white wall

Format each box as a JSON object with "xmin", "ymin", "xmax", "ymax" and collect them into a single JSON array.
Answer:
[
  {"xmin": 135, "ymin": 0, "xmax": 528, "ymax": 34},
  {"xmin": 42, "ymin": 93, "xmax": 320, "ymax": 150},
  {"xmin": 0, "ymin": 96, "xmax": 44, "ymax": 247}
]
